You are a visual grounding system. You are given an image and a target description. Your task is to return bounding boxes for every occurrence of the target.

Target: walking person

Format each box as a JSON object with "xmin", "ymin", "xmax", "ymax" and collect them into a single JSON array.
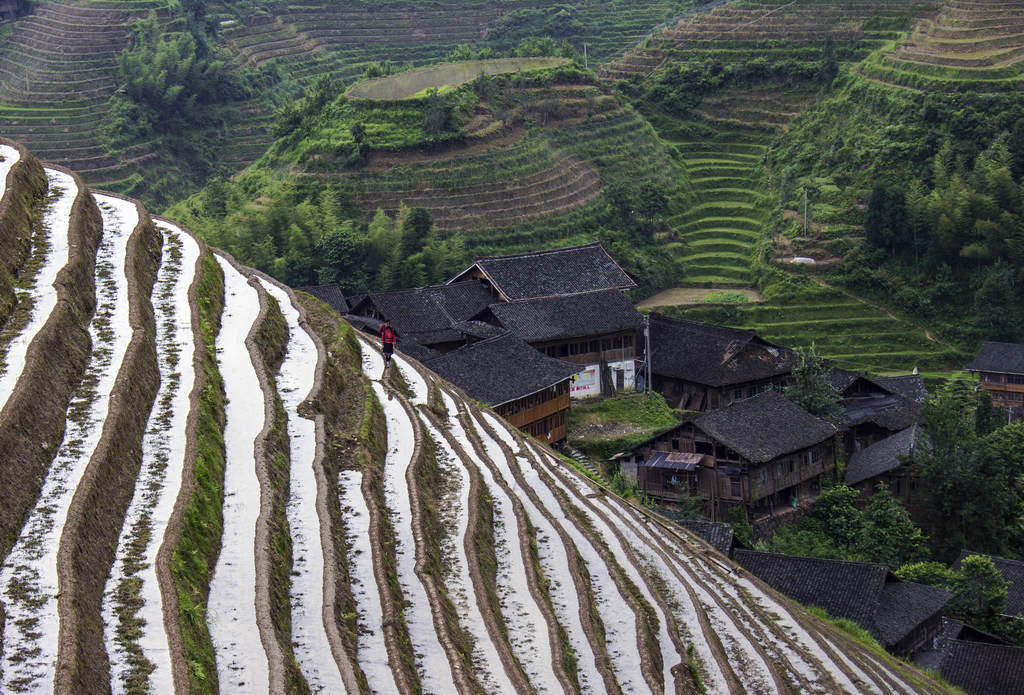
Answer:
[{"xmin": 379, "ymin": 319, "xmax": 397, "ymax": 368}]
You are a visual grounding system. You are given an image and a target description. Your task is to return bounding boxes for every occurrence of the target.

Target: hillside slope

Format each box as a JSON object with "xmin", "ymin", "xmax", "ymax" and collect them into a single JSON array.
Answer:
[{"xmin": 0, "ymin": 139, "xmax": 959, "ymax": 694}]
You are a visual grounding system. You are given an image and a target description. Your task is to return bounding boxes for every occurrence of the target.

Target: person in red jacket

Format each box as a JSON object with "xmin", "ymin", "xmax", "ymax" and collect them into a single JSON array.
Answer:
[{"xmin": 379, "ymin": 319, "xmax": 397, "ymax": 367}]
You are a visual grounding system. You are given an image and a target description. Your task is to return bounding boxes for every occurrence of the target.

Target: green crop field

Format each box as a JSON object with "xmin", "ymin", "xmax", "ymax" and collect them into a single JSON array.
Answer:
[{"xmin": 346, "ymin": 57, "xmax": 570, "ymax": 99}]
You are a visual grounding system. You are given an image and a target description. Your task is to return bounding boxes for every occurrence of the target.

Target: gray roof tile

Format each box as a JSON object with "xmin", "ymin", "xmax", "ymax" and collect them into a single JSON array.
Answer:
[
  {"xmin": 695, "ymin": 391, "xmax": 836, "ymax": 463},
  {"xmin": 488, "ymin": 289, "xmax": 642, "ymax": 343},
  {"xmin": 967, "ymin": 341, "xmax": 1024, "ymax": 375},
  {"xmin": 735, "ymin": 551, "xmax": 951, "ymax": 649},
  {"xmin": 650, "ymin": 314, "xmax": 794, "ymax": 388},
  {"xmin": 846, "ymin": 425, "xmax": 927, "ymax": 486},
  {"xmin": 451, "ymin": 242, "xmax": 636, "ymax": 300},
  {"xmin": 424, "ymin": 333, "xmax": 582, "ymax": 406}
]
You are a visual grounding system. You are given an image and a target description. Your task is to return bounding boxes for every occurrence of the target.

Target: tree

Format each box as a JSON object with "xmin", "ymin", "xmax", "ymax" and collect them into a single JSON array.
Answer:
[
  {"xmin": 857, "ymin": 483, "xmax": 927, "ymax": 569},
  {"xmin": 313, "ymin": 223, "xmax": 367, "ymax": 293},
  {"xmin": 422, "ymin": 89, "xmax": 452, "ymax": 137},
  {"xmin": 950, "ymin": 555, "xmax": 1010, "ymax": 634},
  {"xmin": 896, "ymin": 561, "xmax": 955, "ymax": 587},
  {"xmin": 784, "ymin": 345, "xmax": 842, "ymax": 420},
  {"xmin": 810, "ymin": 484, "xmax": 863, "ymax": 551},
  {"xmin": 399, "ymin": 207, "xmax": 434, "ymax": 259}
]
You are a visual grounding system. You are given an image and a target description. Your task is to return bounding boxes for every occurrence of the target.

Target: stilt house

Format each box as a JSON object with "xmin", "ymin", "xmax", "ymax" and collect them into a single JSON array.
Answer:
[
  {"xmin": 616, "ymin": 391, "xmax": 836, "ymax": 522},
  {"xmin": 423, "ymin": 333, "xmax": 582, "ymax": 443},
  {"xmin": 448, "ymin": 243, "xmax": 642, "ymax": 398},
  {"xmin": 647, "ymin": 314, "xmax": 794, "ymax": 411},
  {"xmin": 966, "ymin": 341, "xmax": 1024, "ymax": 422}
]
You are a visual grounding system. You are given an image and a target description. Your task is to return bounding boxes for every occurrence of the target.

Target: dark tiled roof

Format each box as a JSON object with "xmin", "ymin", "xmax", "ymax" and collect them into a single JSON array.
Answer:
[
  {"xmin": 966, "ymin": 341, "xmax": 1024, "ymax": 375},
  {"xmin": 695, "ymin": 391, "xmax": 835, "ymax": 463},
  {"xmin": 296, "ymin": 284, "xmax": 348, "ymax": 314},
  {"xmin": 735, "ymin": 551, "xmax": 951, "ymax": 650},
  {"xmin": 450, "ymin": 242, "xmax": 636, "ymax": 300},
  {"xmin": 452, "ymin": 320, "xmax": 508, "ymax": 340},
  {"xmin": 675, "ymin": 519, "xmax": 734, "ymax": 557},
  {"xmin": 874, "ymin": 580, "xmax": 952, "ymax": 647},
  {"xmin": 352, "ymin": 281, "xmax": 493, "ymax": 345},
  {"xmin": 488, "ymin": 289, "xmax": 642, "ymax": 343},
  {"xmin": 941, "ymin": 640, "xmax": 1024, "ymax": 695},
  {"xmin": 345, "ymin": 313, "xmax": 442, "ymax": 362},
  {"xmin": 955, "ymin": 553, "xmax": 1024, "ymax": 617},
  {"xmin": 874, "ymin": 374, "xmax": 928, "ymax": 404},
  {"xmin": 735, "ymin": 550, "xmax": 888, "ymax": 627},
  {"xmin": 846, "ymin": 425, "xmax": 927, "ymax": 486},
  {"xmin": 423, "ymin": 334, "xmax": 582, "ymax": 406},
  {"xmin": 649, "ymin": 314, "xmax": 794, "ymax": 388},
  {"xmin": 827, "ymin": 367, "xmax": 863, "ymax": 394}
]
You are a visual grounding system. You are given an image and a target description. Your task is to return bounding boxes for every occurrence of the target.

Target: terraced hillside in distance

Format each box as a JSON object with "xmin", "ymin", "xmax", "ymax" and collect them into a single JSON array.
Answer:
[
  {"xmin": 221, "ymin": 0, "xmax": 683, "ymax": 89},
  {"xmin": 857, "ymin": 0, "xmax": 1024, "ymax": 92},
  {"xmin": 0, "ymin": 138, "xmax": 963, "ymax": 694},
  {"xmin": 640, "ymin": 85, "xmax": 814, "ymax": 286},
  {"xmin": 303, "ymin": 76, "xmax": 681, "ymax": 234},
  {"xmin": 0, "ymin": 0, "xmax": 687, "ymax": 205},
  {"xmin": 0, "ymin": 1, "xmax": 165, "ymax": 192},
  {"xmin": 600, "ymin": 0, "xmax": 942, "ymax": 82},
  {"xmin": 654, "ymin": 285, "xmax": 963, "ymax": 376}
]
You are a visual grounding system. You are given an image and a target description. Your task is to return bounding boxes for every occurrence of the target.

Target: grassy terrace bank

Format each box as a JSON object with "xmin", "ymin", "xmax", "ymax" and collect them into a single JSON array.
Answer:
[
  {"xmin": 169, "ymin": 251, "xmax": 225, "ymax": 694},
  {"xmin": 251, "ymin": 290, "xmax": 310, "ymax": 694}
]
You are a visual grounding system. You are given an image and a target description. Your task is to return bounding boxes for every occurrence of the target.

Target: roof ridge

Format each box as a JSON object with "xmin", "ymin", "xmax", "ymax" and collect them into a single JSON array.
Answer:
[{"xmin": 476, "ymin": 241, "xmax": 603, "ymax": 263}]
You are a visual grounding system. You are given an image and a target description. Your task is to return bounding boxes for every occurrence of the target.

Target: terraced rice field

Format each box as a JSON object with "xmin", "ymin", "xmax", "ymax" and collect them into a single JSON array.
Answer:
[
  {"xmin": 328, "ymin": 90, "xmax": 678, "ymax": 233},
  {"xmin": 857, "ymin": 0, "xmax": 1024, "ymax": 92},
  {"xmin": 666, "ymin": 286, "xmax": 963, "ymax": 375},
  {"xmin": 0, "ymin": 139, "xmax": 961, "ymax": 693},
  {"xmin": 0, "ymin": 1, "xmax": 164, "ymax": 190},
  {"xmin": 600, "ymin": 0, "xmax": 941, "ymax": 82},
  {"xmin": 640, "ymin": 86, "xmax": 814, "ymax": 286}
]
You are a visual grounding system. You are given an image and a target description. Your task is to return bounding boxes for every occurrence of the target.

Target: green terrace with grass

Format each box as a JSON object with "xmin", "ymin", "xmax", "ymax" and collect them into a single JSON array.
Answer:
[
  {"xmin": 656, "ymin": 273, "xmax": 966, "ymax": 378},
  {"xmin": 567, "ymin": 391, "xmax": 683, "ymax": 466}
]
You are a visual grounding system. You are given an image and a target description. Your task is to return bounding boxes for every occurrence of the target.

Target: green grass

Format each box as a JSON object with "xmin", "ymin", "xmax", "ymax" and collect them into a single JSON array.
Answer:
[
  {"xmin": 568, "ymin": 392, "xmax": 682, "ymax": 462},
  {"xmin": 661, "ymin": 285, "xmax": 964, "ymax": 374},
  {"xmin": 346, "ymin": 57, "xmax": 569, "ymax": 99},
  {"xmin": 170, "ymin": 251, "xmax": 226, "ymax": 695}
]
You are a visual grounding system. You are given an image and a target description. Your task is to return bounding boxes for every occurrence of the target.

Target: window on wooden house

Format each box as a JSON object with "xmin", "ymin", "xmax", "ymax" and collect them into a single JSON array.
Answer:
[
  {"xmin": 589, "ymin": 340, "xmax": 600, "ymax": 353},
  {"xmin": 733, "ymin": 389, "xmax": 744, "ymax": 401},
  {"xmin": 695, "ymin": 441, "xmax": 713, "ymax": 455},
  {"xmin": 671, "ymin": 438, "xmax": 680, "ymax": 451},
  {"xmin": 788, "ymin": 459, "xmax": 795, "ymax": 474},
  {"xmin": 729, "ymin": 476, "xmax": 742, "ymax": 498},
  {"xmin": 1009, "ymin": 374, "xmax": 1024, "ymax": 385},
  {"xmin": 624, "ymin": 335, "xmax": 633, "ymax": 348}
]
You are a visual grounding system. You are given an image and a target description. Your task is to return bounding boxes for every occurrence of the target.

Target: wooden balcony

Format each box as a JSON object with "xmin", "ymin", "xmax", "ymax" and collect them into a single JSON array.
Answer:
[{"xmin": 504, "ymin": 392, "xmax": 570, "ymax": 429}]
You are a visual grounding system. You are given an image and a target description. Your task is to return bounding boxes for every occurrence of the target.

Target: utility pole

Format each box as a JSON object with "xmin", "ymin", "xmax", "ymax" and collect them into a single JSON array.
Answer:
[
  {"xmin": 803, "ymin": 188, "xmax": 808, "ymax": 236},
  {"xmin": 644, "ymin": 314, "xmax": 651, "ymax": 396}
]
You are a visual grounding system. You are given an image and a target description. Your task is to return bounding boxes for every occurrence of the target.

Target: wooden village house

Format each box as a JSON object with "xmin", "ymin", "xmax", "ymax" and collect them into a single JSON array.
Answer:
[
  {"xmin": 647, "ymin": 314, "xmax": 794, "ymax": 411},
  {"xmin": 448, "ymin": 243, "xmax": 642, "ymax": 398},
  {"xmin": 616, "ymin": 391, "xmax": 836, "ymax": 523},
  {"xmin": 346, "ymin": 281, "xmax": 499, "ymax": 359},
  {"xmin": 846, "ymin": 424, "xmax": 930, "ymax": 519},
  {"xmin": 966, "ymin": 341, "xmax": 1024, "ymax": 422},
  {"xmin": 829, "ymin": 368, "xmax": 927, "ymax": 452},
  {"xmin": 423, "ymin": 334, "xmax": 581, "ymax": 443}
]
